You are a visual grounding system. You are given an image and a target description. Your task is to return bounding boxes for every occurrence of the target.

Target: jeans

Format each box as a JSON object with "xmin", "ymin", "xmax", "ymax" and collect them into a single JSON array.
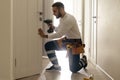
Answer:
[{"xmin": 45, "ymin": 39, "xmax": 86, "ymax": 72}]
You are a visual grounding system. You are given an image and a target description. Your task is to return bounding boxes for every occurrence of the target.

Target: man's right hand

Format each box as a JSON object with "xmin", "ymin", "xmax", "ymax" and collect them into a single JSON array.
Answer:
[{"xmin": 38, "ymin": 28, "xmax": 48, "ymax": 38}]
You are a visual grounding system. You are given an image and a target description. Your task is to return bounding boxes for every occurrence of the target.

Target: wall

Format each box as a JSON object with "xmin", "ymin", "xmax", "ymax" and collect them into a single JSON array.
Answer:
[
  {"xmin": 0, "ymin": 0, "xmax": 13, "ymax": 80},
  {"xmin": 97, "ymin": 0, "xmax": 120, "ymax": 79}
]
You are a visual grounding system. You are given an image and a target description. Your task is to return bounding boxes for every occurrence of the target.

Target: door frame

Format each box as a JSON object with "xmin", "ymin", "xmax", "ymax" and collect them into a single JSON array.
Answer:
[{"xmin": 90, "ymin": 0, "xmax": 98, "ymax": 65}]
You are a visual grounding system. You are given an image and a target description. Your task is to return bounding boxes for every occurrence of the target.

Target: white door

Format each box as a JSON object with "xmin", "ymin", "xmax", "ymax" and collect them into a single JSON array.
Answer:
[
  {"xmin": 90, "ymin": 0, "xmax": 97, "ymax": 64},
  {"xmin": 13, "ymin": 0, "xmax": 43, "ymax": 79}
]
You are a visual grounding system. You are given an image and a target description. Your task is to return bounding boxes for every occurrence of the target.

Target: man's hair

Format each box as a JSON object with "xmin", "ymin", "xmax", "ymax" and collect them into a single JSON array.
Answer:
[{"xmin": 52, "ymin": 2, "xmax": 64, "ymax": 9}]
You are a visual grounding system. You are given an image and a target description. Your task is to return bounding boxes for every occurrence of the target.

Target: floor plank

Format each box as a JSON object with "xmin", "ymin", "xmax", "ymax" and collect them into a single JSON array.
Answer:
[{"xmin": 17, "ymin": 52, "xmax": 111, "ymax": 80}]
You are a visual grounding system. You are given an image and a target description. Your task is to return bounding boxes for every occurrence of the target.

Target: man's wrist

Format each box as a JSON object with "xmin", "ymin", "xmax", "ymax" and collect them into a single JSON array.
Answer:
[{"xmin": 43, "ymin": 35, "xmax": 48, "ymax": 38}]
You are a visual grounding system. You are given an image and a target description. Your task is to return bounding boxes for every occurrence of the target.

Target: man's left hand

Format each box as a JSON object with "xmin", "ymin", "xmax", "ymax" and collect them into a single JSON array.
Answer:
[{"xmin": 38, "ymin": 28, "xmax": 48, "ymax": 38}]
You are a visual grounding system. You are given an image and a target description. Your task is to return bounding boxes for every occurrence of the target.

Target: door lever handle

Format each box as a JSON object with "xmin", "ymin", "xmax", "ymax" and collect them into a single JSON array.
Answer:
[
  {"xmin": 39, "ymin": 12, "xmax": 43, "ymax": 15},
  {"xmin": 39, "ymin": 17, "xmax": 42, "ymax": 21}
]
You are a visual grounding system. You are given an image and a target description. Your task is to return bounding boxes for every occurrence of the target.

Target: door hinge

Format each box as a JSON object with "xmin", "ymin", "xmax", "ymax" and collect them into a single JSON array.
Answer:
[{"xmin": 15, "ymin": 58, "xmax": 17, "ymax": 67}]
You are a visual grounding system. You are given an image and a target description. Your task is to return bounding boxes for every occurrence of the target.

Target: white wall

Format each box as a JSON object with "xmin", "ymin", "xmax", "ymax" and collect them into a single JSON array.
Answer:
[
  {"xmin": 84, "ymin": 0, "xmax": 120, "ymax": 79},
  {"xmin": 97, "ymin": 0, "xmax": 120, "ymax": 79},
  {"xmin": 0, "ymin": 0, "xmax": 13, "ymax": 80}
]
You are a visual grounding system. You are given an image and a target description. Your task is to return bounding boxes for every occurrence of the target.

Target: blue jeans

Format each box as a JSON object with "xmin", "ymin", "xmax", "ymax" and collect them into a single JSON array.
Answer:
[{"xmin": 45, "ymin": 39, "xmax": 86, "ymax": 72}]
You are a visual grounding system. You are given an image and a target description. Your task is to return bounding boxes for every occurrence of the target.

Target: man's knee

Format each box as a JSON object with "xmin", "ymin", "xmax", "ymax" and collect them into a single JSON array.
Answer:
[
  {"xmin": 70, "ymin": 65, "xmax": 82, "ymax": 73},
  {"xmin": 68, "ymin": 53, "xmax": 82, "ymax": 72},
  {"xmin": 45, "ymin": 41, "xmax": 54, "ymax": 51},
  {"xmin": 45, "ymin": 42, "xmax": 49, "ymax": 50}
]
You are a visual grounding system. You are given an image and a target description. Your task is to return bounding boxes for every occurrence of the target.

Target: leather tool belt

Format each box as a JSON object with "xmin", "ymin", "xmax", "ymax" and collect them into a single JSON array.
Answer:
[
  {"xmin": 66, "ymin": 43, "xmax": 85, "ymax": 55},
  {"xmin": 57, "ymin": 38, "xmax": 85, "ymax": 55}
]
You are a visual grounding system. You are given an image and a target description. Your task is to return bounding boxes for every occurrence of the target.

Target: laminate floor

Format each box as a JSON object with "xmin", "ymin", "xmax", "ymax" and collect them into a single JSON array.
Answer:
[{"xmin": 17, "ymin": 51, "xmax": 111, "ymax": 80}]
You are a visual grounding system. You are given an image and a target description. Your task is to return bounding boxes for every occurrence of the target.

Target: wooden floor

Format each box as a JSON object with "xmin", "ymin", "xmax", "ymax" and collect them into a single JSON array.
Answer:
[{"xmin": 17, "ymin": 52, "xmax": 111, "ymax": 80}]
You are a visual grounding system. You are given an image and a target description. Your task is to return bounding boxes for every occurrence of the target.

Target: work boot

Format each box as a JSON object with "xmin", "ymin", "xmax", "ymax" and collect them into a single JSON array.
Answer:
[
  {"xmin": 82, "ymin": 55, "xmax": 88, "ymax": 69},
  {"xmin": 46, "ymin": 65, "xmax": 61, "ymax": 71}
]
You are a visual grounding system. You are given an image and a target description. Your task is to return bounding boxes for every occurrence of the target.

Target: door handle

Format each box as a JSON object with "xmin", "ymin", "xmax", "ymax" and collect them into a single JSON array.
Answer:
[
  {"xmin": 39, "ymin": 12, "xmax": 43, "ymax": 15},
  {"xmin": 39, "ymin": 17, "xmax": 42, "ymax": 21}
]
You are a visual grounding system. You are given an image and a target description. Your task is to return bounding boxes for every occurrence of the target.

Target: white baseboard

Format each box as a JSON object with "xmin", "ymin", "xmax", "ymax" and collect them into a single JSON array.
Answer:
[
  {"xmin": 42, "ymin": 56, "xmax": 48, "ymax": 59},
  {"xmin": 96, "ymin": 65, "xmax": 114, "ymax": 80}
]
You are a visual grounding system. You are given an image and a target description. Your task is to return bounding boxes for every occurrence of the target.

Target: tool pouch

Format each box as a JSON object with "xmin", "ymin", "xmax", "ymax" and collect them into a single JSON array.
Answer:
[{"xmin": 67, "ymin": 44, "xmax": 85, "ymax": 55}]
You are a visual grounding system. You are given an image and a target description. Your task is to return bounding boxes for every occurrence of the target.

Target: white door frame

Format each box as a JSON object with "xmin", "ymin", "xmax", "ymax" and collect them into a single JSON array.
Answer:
[{"xmin": 90, "ymin": 0, "xmax": 98, "ymax": 65}]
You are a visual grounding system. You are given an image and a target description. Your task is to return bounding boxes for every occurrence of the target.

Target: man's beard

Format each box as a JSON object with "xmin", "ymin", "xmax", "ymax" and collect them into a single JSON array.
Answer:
[{"xmin": 56, "ymin": 11, "xmax": 62, "ymax": 18}]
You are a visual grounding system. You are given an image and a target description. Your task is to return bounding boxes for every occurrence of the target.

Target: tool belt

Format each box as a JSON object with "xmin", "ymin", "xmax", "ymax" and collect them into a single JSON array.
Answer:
[
  {"xmin": 57, "ymin": 38, "xmax": 85, "ymax": 55},
  {"xmin": 66, "ymin": 43, "xmax": 85, "ymax": 55}
]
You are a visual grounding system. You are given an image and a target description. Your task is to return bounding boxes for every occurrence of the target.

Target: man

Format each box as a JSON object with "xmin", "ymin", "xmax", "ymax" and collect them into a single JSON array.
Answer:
[{"xmin": 38, "ymin": 2, "xmax": 87, "ymax": 73}]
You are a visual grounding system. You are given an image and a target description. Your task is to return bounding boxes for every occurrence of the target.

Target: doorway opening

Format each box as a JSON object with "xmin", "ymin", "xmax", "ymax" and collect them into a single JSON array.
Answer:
[{"xmin": 53, "ymin": 0, "xmax": 84, "ymax": 70}]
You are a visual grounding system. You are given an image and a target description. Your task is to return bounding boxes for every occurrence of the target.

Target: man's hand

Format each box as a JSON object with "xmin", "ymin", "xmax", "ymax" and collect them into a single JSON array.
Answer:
[{"xmin": 38, "ymin": 28, "xmax": 48, "ymax": 38}]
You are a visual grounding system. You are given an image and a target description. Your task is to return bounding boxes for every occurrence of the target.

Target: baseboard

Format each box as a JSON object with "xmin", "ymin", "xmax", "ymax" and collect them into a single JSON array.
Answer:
[
  {"xmin": 42, "ymin": 56, "xmax": 48, "ymax": 58},
  {"xmin": 96, "ymin": 65, "xmax": 114, "ymax": 80},
  {"xmin": 89, "ymin": 58, "xmax": 114, "ymax": 80}
]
